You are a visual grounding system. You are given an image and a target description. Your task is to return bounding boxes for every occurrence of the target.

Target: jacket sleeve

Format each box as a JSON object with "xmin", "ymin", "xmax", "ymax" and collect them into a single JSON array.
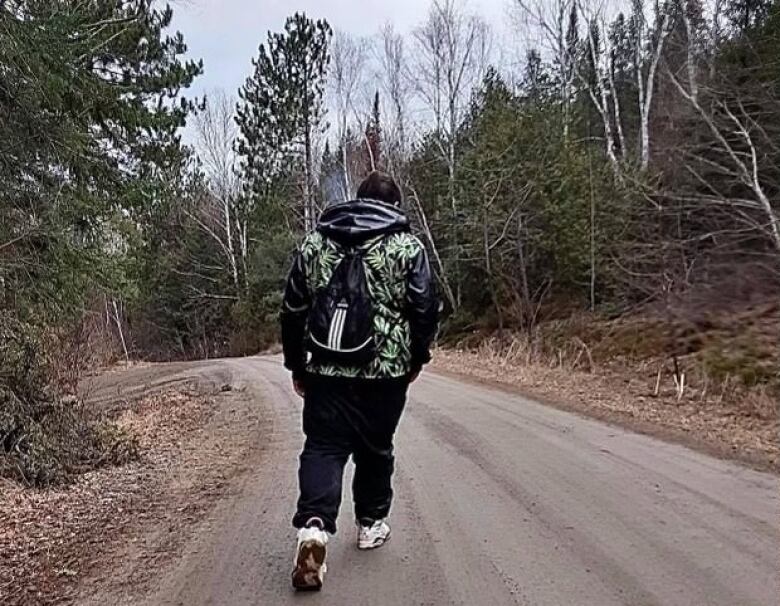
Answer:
[
  {"xmin": 280, "ymin": 250, "xmax": 310, "ymax": 379},
  {"xmin": 406, "ymin": 244, "xmax": 439, "ymax": 372}
]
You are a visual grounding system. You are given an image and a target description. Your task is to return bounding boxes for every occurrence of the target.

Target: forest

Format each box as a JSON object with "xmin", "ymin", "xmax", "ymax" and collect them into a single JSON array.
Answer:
[{"xmin": 1, "ymin": 0, "xmax": 778, "ymax": 484}]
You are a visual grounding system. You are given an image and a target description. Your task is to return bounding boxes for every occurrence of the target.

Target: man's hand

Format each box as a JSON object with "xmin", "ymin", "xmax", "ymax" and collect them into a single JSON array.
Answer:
[{"xmin": 293, "ymin": 378, "xmax": 306, "ymax": 398}]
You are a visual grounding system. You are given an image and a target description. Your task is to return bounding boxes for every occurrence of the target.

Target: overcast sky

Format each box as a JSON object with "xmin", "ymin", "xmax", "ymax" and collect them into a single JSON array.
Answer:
[{"xmin": 170, "ymin": 0, "xmax": 516, "ymax": 101}]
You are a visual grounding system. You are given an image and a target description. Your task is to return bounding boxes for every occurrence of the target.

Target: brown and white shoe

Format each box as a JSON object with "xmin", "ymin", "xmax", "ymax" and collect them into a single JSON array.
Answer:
[{"xmin": 292, "ymin": 519, "xmax": 328, "ymax": 591}]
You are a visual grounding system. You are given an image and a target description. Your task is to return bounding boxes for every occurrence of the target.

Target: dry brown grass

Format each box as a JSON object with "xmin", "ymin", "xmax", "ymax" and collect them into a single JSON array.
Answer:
[
  {"xmin": 0, "ymin": 389, "xmax": 213, "ymax": 605},
  {"xmin": 434, "ymin": 315, "xmax": 779, "ymax": 471}
]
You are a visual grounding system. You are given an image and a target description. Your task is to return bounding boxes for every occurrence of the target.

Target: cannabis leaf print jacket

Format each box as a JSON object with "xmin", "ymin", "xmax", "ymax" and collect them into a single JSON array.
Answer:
[{"xmin": 281, "ymin": 198, "xmax": 439, "ymax": 380}]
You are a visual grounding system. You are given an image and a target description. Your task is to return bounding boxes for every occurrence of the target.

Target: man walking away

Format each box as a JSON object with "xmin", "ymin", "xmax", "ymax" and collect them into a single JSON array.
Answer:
[{"xmin": 281, "ymin": 171, "xmax": 438, "ymax": 590}]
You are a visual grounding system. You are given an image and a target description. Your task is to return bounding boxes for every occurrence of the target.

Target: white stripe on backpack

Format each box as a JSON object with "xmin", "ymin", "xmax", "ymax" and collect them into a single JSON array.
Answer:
[{"xmin": 328, "ymin": 305, "xmax": 348, "ymax": 350}]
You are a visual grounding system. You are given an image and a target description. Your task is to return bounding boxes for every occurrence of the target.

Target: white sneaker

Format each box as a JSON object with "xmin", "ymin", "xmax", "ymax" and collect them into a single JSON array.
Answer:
[
  {"xmin": 292, "ymin": 520, "xmax": 328, "ymax": 591},
  {"xmin": 357, "ymin": 519, "xmax": 391, "ymax": 550}
]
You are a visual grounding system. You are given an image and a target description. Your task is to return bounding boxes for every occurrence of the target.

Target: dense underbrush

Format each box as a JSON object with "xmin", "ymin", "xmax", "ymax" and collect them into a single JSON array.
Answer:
[{"xmin": 0, "ymin": 315, "xmax": 137, "ymax": 487}]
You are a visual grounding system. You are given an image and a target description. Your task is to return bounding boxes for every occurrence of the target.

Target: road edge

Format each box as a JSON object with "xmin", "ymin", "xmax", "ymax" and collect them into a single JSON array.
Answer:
[{"xmin": 429, "ymin": 364, "xmax": 779, "ymax": 475}]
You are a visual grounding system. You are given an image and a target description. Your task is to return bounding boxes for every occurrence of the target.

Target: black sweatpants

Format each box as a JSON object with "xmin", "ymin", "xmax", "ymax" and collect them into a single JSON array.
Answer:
[{"xmin": 293, "ymin": 374, "xmax": 409, "ymax": 535}]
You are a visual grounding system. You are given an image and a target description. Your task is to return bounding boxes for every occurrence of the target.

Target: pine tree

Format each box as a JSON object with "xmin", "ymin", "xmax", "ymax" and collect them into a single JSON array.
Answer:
[
  {"xmin": 0, "ymin": 0, "xmax": 201, "ymax": 321},
  {"xmin": 364, "ymin": 91, "xmax": 383, "ymax": 173},
  {"xmin": 1, "ymin": 0, "xmax": 203, "ymax": 484},
  {"xmin": 235, "ymin": 12, "xmax": 332, "ymax": 231}
]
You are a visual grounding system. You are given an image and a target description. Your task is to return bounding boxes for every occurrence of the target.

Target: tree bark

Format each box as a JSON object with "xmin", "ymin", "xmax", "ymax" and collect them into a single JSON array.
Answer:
[
  {"xmin": 638, "ymin": 10, "xmax": 671, "ymax": 170},
  {"xmin": 483, "ymin": 208, "xmax": 504, "ymax": 337},
  {"xmin": 516, "ymin": 212, "xmax": 534, "ymax": 333}
]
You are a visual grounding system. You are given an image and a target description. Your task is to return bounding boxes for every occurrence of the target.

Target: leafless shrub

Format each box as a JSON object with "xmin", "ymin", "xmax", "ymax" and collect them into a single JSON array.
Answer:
[{"xmin": 0, "ymin": 314, "xmax": 137, "ymax": 487}]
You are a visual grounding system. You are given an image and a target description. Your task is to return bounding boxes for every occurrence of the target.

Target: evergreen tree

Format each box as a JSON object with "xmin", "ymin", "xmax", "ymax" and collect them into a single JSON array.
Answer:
[
  {"xmin": 522, "ymin": 50, "xmax": 552, "ymax": 102},
  {"xmin": 0, "ymin": 0, "xmax": 202, "ymax": 484},
  {"xmin": 364, "ymin": 91, "xmax": 383, "ymax": 173},
  {"xmin": 0, "ymin": 0, "xmax": 201, "ymax": 328},
  {"xmin": 235, "ymin": 13, "xmax": 332, "ymax": 231}
]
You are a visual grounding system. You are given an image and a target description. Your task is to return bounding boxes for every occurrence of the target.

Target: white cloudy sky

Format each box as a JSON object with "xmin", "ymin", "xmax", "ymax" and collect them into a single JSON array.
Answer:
[{"xmin": 169, "ymin": 0, "xmax": 519, "ymax": 100}]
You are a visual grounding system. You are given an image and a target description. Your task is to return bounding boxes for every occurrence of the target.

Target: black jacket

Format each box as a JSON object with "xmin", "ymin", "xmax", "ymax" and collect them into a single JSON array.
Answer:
[{"xmin": 281, "ymin": 199, "xmax": 439, "ymax": 379}]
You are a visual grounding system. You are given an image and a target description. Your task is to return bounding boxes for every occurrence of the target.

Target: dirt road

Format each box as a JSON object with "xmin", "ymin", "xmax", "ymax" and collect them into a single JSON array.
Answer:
[{"xmin": 80, "ymin": 356, "xmax": 779, "ymax": 606}]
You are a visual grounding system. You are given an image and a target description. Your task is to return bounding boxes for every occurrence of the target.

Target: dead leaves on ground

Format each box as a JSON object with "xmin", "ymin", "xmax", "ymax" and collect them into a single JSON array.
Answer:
[{"xmin": 0, "ymin": 390, "xmax": 212, "ymax": 606}]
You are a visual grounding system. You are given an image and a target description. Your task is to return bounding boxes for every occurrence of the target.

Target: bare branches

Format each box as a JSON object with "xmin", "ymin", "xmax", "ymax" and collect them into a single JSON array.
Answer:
[
  {"xmin": 194, "ymin": 92, "xmax": 243, "ymax": 290},
  {"xmin": 0, "ymin": 230, "xmax": 39, "ymax": 254},
  {"xmin": 195, "ymin": 91, "xmax": 239, "ymax": 203},
  {"xmin": 411, "ymin": 0, "xmax": 490, "ymax": 309},
  {"xmin": 407, "ymin": 184, "xmax": 457, "ymax": 312},
  {"xmin": 329, "ymin": 31, "xmax": 368, "ymax": 197},
  {"xmin": 412, "ymin": 0, "xmax": 490, "ymax": 142},
  {"xmin": 377, "ymin": 24, "xmax": 410, "ymax": 176},
  {"xmin": 667, "ymin": 67, "xmax": 780, "ymax": 255},
  {"xmin": 636, "ymin": 2, "xmax": 672, "ymax": 170},
  {"xmin": 512, "ymin": 0, "xmax": 577, "ymax": 138}
]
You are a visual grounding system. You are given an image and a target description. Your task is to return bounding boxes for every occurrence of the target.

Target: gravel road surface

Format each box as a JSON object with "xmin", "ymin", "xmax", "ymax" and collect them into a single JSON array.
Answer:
[{"xmin": 80, "ymin": 356, "xmax": 779, "ymax": 606}]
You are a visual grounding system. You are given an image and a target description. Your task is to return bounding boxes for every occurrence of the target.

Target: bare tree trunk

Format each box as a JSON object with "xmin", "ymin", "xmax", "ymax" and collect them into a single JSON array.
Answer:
[
  {"xmin": 329, "ymin": 31, "xmax": 366, "ymax": 198},
  {"xmin": 708, "ymin": 0, "xmax": 724, "ymax": 79},
  {"xmin": 516, "ymin": 212, "xmax": 533, "ymax": 333},
  {"xmin": 571, "ymin": 0, "xmax": 671, "ymax": 171},
  {"xmin": 483, "ymin": 208, "xmax": 504, "ymax": 337},
  {"xmin": 239, "ymin": 218, "xmax": 249, "ymax": 293},
  {"xmin": 111, "ymin": 298, "xmax": 129, "ymax": 362},
  {"xmin": 447, "ymin": 130, "xmax": 461, "ymax": 307},
  {"xmin": 379, "ymin": 24, "xmax": 409, "ymax": 180},
  {"xmin": 513, "ymin": 0, "xmax": 576, "ymax": 140},
  {"xmin": 303, "ymin": 116, "xmax": 315, "ymax": 231},
  {"xmin": 222, "ymin": 196, "xmax": 239, "ymax": 289},
  {"xmin": 752, "ymin": 178, "xmax": 780, "ymax": 254},
  {"xmin": 340, "ymin": 144, "xmax": 349, "ymax": 198},
  {"xmin": 637, "ymin": 7, "xmax": 671, "ymax": 170},
  {"xmin": 583, "ymin": 19, "xmax": 620, "ymax": 170},
  {"xmin": 412, "ymin": 0, "xmax": 489, "ymax": 311},
  {"xmin": 557, "ymin": 1, "xmax": 571, "ymax": 142},
  {"xmin": 194, "ymin": 91, "xmax": 243, "ymax": 292},
  {"xmin": 607, "ymin": 51, "xmax": 628, "ymax": 160},
  {"xmin": 682, "ymin": 6, "xmax": 699, "ymax": 105},
  {"xmin": 408, "ymin": 185, "xmax": 457, "ymax": 312},
  {"xmin": 588, "ymin": 147, "xmax": 597, "ymax": 311}
]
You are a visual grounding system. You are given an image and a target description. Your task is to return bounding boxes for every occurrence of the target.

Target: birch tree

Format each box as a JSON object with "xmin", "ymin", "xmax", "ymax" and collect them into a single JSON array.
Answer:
[
  {"xmin": 515, "ymin": 0, "xmax": 623, "ymax": 169},
  {"xmin": 194, "ymin": 91, "xmax": 243, "ymax": 290},
  {"xmin": 329, "ymin": 31, "xmax": 368, "ymax": 198},
  {"xmin": 513, "ymin": 0, "xmax": 579, "ymax": 140},
  {"xmin": 571, "ymin": 0, "xmax": 675, "ymax": 171},
  {"xmin": 667, "ymin": 40, "xmax": 780, "ymax": 256},
  {"xmin": 631, "ymin": 0, "xmax": 673, "ymax": 169},
  {"xmin": 378, "ymin": 23, "xmax": 411, "ymax": 178},
  {"xmin": 412, "ymin": 0, "xmax": 490, "ymax": 308}
]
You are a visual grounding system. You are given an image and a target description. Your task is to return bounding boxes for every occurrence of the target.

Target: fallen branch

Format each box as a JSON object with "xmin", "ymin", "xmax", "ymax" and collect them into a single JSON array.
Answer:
[{"xmin": 571, "ymin": 337, "xmax": 595, "ymax": 373}]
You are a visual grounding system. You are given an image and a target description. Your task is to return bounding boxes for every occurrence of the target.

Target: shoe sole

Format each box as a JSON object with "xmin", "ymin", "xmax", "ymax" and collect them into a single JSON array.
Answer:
[
  {"xmin": 357, "ymin": 531, "xmax": 391, "ymax": 551},
  {"xmin": 292, "ymin": 540, "xmax": 326, "ymax": 591}
]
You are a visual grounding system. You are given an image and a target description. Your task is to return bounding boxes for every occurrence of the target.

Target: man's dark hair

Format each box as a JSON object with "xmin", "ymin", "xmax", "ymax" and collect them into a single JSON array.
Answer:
[{"xmin": 356, "ymin": 171, "xmax": 402, "ymax": 206}]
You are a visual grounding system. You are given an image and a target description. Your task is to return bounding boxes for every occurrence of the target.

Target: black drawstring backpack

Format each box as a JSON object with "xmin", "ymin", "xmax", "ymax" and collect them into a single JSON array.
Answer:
[{"xmin": 306, "ymin": 244, "xmax": 376, "ymax": 366}]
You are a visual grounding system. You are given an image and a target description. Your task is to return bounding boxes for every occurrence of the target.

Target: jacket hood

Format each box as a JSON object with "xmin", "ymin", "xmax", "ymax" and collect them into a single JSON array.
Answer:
[{"xmin": 317, "ymin": 198, "xmax": 410, "ymax": 245}]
